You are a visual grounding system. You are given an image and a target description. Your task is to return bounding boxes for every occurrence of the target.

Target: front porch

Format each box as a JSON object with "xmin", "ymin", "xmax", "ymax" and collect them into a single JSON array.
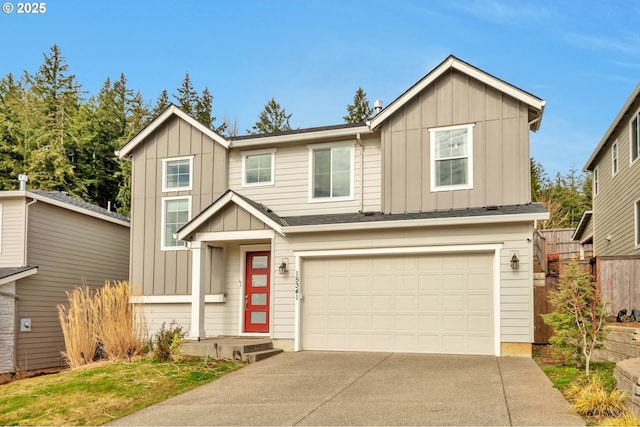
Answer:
[{"xmin": 181, "ymin": 336, "xmax": 282, "ymax": 363}]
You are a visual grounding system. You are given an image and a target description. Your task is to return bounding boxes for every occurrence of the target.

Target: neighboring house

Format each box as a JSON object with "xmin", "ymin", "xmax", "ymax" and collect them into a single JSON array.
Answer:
[
  {"xmin": 571, "ymin": 210, "xmax": 593, "ymax": 260},
  {"xmin": 0, "ymin": 189, "xmax": 129, "ymax": 378},
  {"xmin": 582, "ymin": 83, "xmax": 640, "ymax": 256},
  {"xmin": 117, "ymin": 55, "xmax": 548, "ymax": 357}
]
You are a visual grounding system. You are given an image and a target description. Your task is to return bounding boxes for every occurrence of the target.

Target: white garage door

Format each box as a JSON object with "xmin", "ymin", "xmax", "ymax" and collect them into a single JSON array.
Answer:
[{"xmin": 302, "ymin": 252, "xmax": 494, "ymax": 355}]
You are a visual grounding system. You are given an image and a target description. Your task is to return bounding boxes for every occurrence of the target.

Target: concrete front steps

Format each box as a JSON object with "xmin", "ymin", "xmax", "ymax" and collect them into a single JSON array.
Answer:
[{"xmin": 181, "ymin": 336, "xmax": 282, "ymax": 363}]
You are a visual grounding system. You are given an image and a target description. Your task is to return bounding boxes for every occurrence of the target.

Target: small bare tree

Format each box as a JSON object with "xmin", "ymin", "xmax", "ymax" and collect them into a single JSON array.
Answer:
[{"xmin": 543, "ymin": 260, "xmax": 609, "ymax": 376}]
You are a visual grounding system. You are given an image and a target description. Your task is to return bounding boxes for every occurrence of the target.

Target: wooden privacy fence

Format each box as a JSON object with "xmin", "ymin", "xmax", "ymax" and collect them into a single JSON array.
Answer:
[
  {"xmin": 595, "ymin": 256, "xmax": 640, "ymax": 315},
  {"xmin": 536, "ymin": 228, "xmax": 593, "ymax": 261}
]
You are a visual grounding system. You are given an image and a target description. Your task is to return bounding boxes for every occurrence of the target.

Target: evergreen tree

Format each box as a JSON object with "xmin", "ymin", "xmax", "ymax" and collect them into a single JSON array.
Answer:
[
  {"xmin": 23, "ymin": 44, "xmax": 87, "ymax": 198},
  {"xmin": 343, "ymin": 87, "xmax": 373, "ymax": 123},
  {"xmin": 153, "ymin": 89, "xmax": 170, "ymax": 116},
  {"xmin": 173, "ymin": 72, "xmax": 198, "ymax": 116},
  {"xmin": 0, "ymin": 73, "xmax": 28, "ymax": 189},
  {"xmin": 249, "ymin": 98, "xmax": 292, "ymax": 134}
]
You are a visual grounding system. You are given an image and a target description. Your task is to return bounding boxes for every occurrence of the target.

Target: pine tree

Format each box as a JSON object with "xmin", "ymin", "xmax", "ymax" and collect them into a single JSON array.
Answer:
[
  {"xmin": 343, "ymin": 87, "xmax": 373, "ymax": 123},
  {"xmin": 152, "ymin": 89, "xmax": 170, "ymax": 116},
  {"xmin": 173, "ymin": 72, "xmax": 198, "ymax": 116},
  {"xmin": 249, "ymin": 98, "xmax": 292, "ymax": 134},
  {"xmin": 0, "ymin": 73, "xmax": 28, "ymax": 189}
]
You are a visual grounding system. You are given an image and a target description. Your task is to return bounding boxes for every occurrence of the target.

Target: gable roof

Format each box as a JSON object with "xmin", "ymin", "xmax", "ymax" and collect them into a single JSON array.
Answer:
[
  {"xmin": 0, "ymin": 265, "xmax": 38, "ymax": 286},
  {"xmin": 369, "ymin": 55, "xmax": 546, "ymax": 131},
  {"xmin": 571, "ymin": 210, "xmax": 593, "ymax": 242},
  {"xmin": 175, "ymin": 190, "xmax": 287, "ymax": 240},
  {"xmin": 229, "ymin": 123, "xmax": 371, "ymax": 148},
  {"xmin": 0, "ymin": 190, "xmax": 130, "ymax": 227},
  {"xmin": 116, "ymin": 104, "xmax": 230, "ymax": 158},
  {"xmin": 584, "ymin": 83, "xmax": 640, "ymax": 171}
]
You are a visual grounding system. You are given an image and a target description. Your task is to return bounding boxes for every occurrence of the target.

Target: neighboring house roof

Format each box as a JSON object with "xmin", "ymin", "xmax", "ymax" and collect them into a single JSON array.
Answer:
[
  {"xmin": 571, "ymin": 210, "xmax": 593, "ymax": 243},
  {"xmin": 369, "ymin": 55, "xmax": 546, "ymax": 131},
  {"xmin": 584, "ymin": 83, "xmax": 640, "ymax": 171},
  {"xmin": 177, "ymin": 190, "xmax": 549, "ymax": 239},
  {"xmin": 0, "ymin": 266, "xmax": 38, "ymax": 286},
  {"xmin": 116, "ymin": 104, "xmax": 230, "ymax": 158},
  {"xmin": 0, "ymin": 190, "xmax": 130, "ymax": 227}
]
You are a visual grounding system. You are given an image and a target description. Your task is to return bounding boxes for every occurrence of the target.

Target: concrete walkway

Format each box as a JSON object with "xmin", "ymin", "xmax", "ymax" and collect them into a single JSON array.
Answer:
[{"xmin": 110, "ymin": 352, "xmax": 585, "ymax": 426}]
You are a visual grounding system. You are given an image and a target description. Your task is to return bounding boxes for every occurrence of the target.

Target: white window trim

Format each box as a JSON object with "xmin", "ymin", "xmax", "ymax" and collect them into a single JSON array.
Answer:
[
  {"xmin": 162, "ymin": 156, "xmax": 194, "ymax": 192},
  {"xmin": 635, "ymin": 198, "xmax": 640, "ymax": 249},
  {"xmin": 307, "ymin": 141, "xmax": 355, "ymax": 203},
  {"xmin": 630, "ymin": 108, "xmax": 640, "ymax": 167},
  {"xmin": 612, "ymin": 140, "xmax": 619, "ymax": 177},
  {"xmin": 429, "ymin": 123, "xmax": 475, "ymax": 192},
  {"xmin": 593, "ymin": 167, "xmax": 599, "ymax": 197},
  {"xmin": 241, "ymin": 148, "xmax": 277, "ymax": 187},
  {"xmin": 161, "ymin": 195, "xmax": 192, "ymax": 251},
  {"xmin": 0, "ymin": 203, "xmax": 3, "ymax": 254}
]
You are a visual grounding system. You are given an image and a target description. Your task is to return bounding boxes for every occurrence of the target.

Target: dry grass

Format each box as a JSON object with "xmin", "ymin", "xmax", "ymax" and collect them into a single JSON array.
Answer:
[
  {"xmin": 601, "ymin": 412, "xmax": 640, "ymax": 426},
  {"xmin": 57, "ymin": 286, "xmax": 98, "ymax": 368},
  {"xmin": 95, "ymin": 281, "xmax": 146, "ymax": 359},
  {"xmin": 57, "ymin": 281, "xmax": 146, "ymax": 367}
]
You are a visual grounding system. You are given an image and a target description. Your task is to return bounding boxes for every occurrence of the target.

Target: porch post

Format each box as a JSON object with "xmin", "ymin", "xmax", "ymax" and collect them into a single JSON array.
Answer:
[{"xmin": 189, "ymin": 240, "xmax": 206, "ymax": 339}]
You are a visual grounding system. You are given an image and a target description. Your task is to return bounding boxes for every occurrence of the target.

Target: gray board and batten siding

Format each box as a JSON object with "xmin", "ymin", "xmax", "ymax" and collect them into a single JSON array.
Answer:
[
  {"xmin": 16, "ymin": 200, "xmax": 129, "ymax": 371},
  {"xmin": 382, "ymin": 68, "xmax": 532, "ymax": 214},
  {"xmin": 129, "ymin": 115, "xmax": 228, "ymax": 297}
]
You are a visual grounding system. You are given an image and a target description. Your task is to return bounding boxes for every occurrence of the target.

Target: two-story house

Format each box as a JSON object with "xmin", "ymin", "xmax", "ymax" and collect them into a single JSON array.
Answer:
[
  {"xmin": 117, "ymin": 55, "xmax": 548, "ymax": 357},
  {"xmin": 0, "ymin": 189, "xmax": 129, "ymax": 379},
  {"xmin": 581, "ymin": 83, "xmax": 640, "ymax": 256}
]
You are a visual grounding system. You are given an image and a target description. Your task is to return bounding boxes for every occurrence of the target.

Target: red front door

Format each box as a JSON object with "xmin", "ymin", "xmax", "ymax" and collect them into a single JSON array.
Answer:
[{"xmin": 244, "ymin": 251, "xmax": 270, "ymax": 333}]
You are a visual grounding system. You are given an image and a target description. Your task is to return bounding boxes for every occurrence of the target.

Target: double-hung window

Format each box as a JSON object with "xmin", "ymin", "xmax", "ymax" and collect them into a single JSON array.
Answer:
[
  {"xmin": 309, "ymin": 144, "xmax": 354, "ymax": 200},
  {"xmin": 631, "ymin": 110, "xmax": 640, "ymax": 164},
  {"xmin": 635, "ymin": 199, "xmax": 640, "ymax": 248},
  {"xmin": 162, "ymin": 156, "xmax": 193, "ymax": 192},
  {"xmin": 430, "ymin": 124, "xmax": 474, "ymax": 191},
  {"xmin": 593, "ymin": 167, "xmax": 599, "ymax": 197},
  {"xmin": 242, "ymin": 149, "xmax": 276, "ymax": 186},
  {"xmin": 161, "ymin": 156, "xmax": 193, "ymax": 250}
]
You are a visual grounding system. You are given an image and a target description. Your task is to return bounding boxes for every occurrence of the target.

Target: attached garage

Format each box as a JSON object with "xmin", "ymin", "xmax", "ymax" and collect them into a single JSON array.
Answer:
[{"xmin": 300, "ymin": 251, "xmax": 496, "ymax": 355}]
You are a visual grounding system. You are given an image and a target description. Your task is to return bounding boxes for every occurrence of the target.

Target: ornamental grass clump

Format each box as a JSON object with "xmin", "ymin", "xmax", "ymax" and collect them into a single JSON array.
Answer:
[
  {"xmin": 58, "ymin": 286, "xmax": 98, "ymax": 368},
  {"xmin": 94, "ymin": 280, "xmax": 146, "ymax": 360},
  {"xmin": 569, "ymin": 375, "xmax": 627, "ymax": 418}
]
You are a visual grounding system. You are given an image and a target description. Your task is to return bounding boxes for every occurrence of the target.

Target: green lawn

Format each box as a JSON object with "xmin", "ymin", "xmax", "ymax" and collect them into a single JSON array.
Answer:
[{"xmin": 0, "ymin": 356, "xmax": 244, "ymax": 426}]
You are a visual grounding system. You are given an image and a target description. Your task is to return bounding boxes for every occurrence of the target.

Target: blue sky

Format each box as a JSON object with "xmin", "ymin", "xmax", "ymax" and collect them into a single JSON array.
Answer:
[{"xmin": 1, "ymin": 0, "xmax": 639, "ymax": 177}]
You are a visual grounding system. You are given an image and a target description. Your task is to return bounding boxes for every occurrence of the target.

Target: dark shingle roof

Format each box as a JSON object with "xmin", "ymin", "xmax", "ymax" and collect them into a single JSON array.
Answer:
[
  {"xmin": 0, "ymin": 266, "xmax": 37, "ymax": 281},
  {"xmin": 229, "ymin": 122, "xmax": 366, "ymax": 141},
  {"xmin": 231, "ymin": 191, "xmax": 289, "ymax": 226},
  {"xmin": 28, "ymin": 190, "xmax": 130, "ymax": 223},
  {"xmin": 282, "ymin": 203, "xmax": 548, "ymax": 227}
]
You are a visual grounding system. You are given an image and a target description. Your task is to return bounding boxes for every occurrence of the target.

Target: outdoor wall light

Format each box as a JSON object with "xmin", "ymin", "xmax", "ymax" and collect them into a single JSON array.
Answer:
[
  {"xmin": 279, "ymin": 258, "xmax": 289, "ymax": 275},
  {"xmin": 510, "ymin": 253, "xmax": 520, "ymax": 270}
]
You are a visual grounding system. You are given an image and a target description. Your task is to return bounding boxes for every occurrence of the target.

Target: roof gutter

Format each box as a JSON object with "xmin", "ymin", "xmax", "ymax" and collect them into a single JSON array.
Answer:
[{"xmin": 230, "ymin": 125, "xmax": 372, "ymax": 148}]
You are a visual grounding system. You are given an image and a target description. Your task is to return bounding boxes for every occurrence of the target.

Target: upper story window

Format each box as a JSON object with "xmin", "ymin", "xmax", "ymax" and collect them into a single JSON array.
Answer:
[
  {"xmin": 593, "ymin": 167, "xmax": 599, "ymax": 197},
  {"xmin": 242, "ymin": 149, "xmax": 276, "ymax": 187},
  {"xmin": 612, "ymin": 141, "xmax": 618, "ymax": 176},
  {"xmin": 631, "ymin": 109, "xmax": 640, "ymax": 164},
  {"xmin": 162, "ymin": 196, "xmax": 191, "ymax": 250},
  {"xmin": 429, "ymin": 124, "xmax": 474, "ymax": 192},
  {"xmin": 162, "ymin": 156, "xmax": 193, "ymax": 192},
  {"xmin": 309, "ymin": 143, "xmax": 354, "ymax": 201}
]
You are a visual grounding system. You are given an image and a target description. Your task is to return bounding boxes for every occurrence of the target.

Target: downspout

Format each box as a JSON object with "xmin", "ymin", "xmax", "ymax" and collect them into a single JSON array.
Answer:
[{"xmin": 356, "ymin": 132, "xmax": 364, "ymax": 212}]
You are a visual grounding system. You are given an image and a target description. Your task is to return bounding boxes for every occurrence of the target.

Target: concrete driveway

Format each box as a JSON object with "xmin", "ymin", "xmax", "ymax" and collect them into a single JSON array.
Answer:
[{"xmin": 111, "ymin": 352, "xmax": 584, "ymax": 426}]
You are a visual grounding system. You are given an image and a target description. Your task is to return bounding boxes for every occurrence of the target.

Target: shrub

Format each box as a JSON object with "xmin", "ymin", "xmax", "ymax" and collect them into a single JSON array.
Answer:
[
  {"xmin": 601, "ymin": 412, "xmax": 640, "ymax": 426},
  {"xmin": 547, "ymin": 252, "xmax": 560, "ymax": 262},
  {"xmin": 570, "ymin": 375, "xmax": 627, "ymax": 418},
  {"xmin": 94, "ymin": 281, "xmax": 146, "ymax": 360},
  {"xmin": 58, "ymin": 286, "xmax": 98, "ymax": 368},
  {"xmin": 152, "ymin": 321, "xmax": 185, "ymax": 362}
]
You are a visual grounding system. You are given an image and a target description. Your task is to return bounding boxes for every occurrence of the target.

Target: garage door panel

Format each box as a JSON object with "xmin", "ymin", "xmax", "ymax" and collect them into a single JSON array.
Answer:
[{"xmin": 302, "ymin": 253, "xmax": 494, "ymax": 355}]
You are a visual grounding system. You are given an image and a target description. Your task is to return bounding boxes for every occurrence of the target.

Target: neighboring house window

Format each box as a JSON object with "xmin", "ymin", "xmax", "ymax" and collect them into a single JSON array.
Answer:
[
  {"xmin": 632, "ymin": 110, "xmax": 640, "ymax": 164},
  {"xmin": 593, "ymin": 167, "xmax": 599, "ymax": 196},
  {"xmin": 309, "ymin": 143, "xmax": 354, "ymax": 200},
  {"xmin": 612, "ymin": 141, "xmax": 618, "ymax": 176},
  {"xmin": 162, "ymin": 156, "xmax": 193, "ymax": 192},
  {"xmin": 636, "ymin": 199, "xmax": 640, "ymax": 248},
  {"xmin": 429, "ymin": 124, "xmax": 474, "ymax": 191},
  {"xmin": 162, "ymin": 196, "xmax": 191, "ymax": 250},
  {"xmin": 242, "ymin": 149, "xmax": 276, "ymax": 186}
]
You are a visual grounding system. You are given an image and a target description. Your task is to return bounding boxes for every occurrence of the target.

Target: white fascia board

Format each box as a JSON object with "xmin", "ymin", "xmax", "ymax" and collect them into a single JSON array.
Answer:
[
  {"xmin": 284, "ymin": 211, "xmax": 550, "ymax": 234},
  {"xmin": 370, "ymin": 57, "xmax": 545, "ymax": 130},
  {"xmin": 117, "ymin": 105, "xmax": 230, "ymax": 158},
  {"xmin": 230, "ymin": 126, "xmax": 372, "ymax": 148},
  {"xmin": 0, "ymin": 267, "xmax": 38, "ymax": 286},
  {"xmin": 1, "ymin": 191, "xmax": 131, "ymax": 227},
  {"xmin": 175, "ymin": 192, "xmax": 284, "ymax": 241},
  {"xmin": 194, "ymin": 229, "xmax": 276, "ymax": 242},
  {"xmin": 131, "ymin": 294, "xmax": 226, "ymax": 304}
]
